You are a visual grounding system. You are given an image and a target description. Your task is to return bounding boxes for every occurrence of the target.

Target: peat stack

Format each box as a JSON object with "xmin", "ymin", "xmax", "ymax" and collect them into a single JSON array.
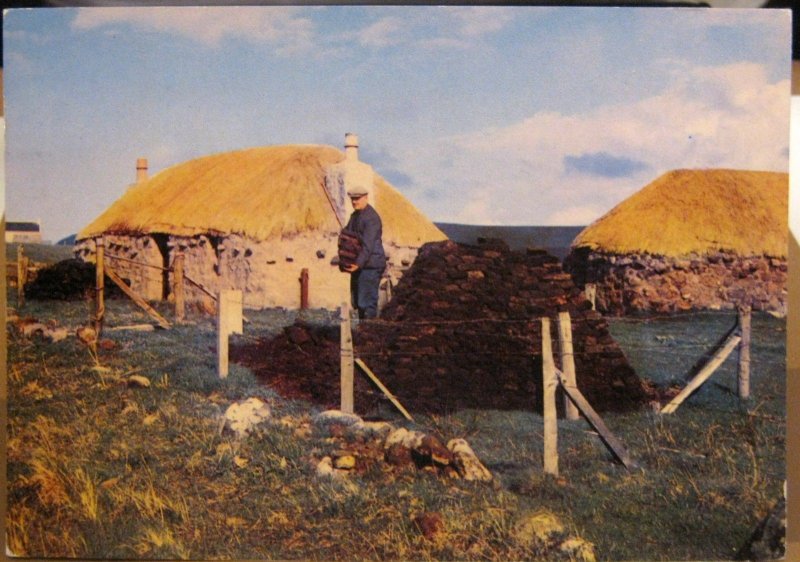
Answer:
[
  {"xmin": 234, "ymin": 239, "xmax": 647, "ymax": 416},
  {"xmin": 356, "ymin": 239, "xmax": 646, "ymax": 414},
  {"xmin": 24, "ymin": 259, "xmax": 124, "ymax": 301}
]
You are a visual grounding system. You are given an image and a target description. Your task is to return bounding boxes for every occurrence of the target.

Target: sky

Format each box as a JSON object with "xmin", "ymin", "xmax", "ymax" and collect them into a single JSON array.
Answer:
[{"xmin": 2, "ymin": 6, "xmax": 793, "ymax": 243}]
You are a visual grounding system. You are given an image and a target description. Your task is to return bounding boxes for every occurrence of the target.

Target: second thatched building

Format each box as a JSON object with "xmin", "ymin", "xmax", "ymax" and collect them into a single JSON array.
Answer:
[
  {"xmin": 563, "ymin": 169, "xmax": 788, "ymax": 315},
  {"xmin": 76, "ymin": 135, "xmax": 447, "ymax": 310}
]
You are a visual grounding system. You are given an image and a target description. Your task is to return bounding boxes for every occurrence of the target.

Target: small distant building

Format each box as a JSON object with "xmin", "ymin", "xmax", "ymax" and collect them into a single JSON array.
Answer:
[{"xmin": 5, "ymin": 221, "xmax": 42, "ymax": 244}]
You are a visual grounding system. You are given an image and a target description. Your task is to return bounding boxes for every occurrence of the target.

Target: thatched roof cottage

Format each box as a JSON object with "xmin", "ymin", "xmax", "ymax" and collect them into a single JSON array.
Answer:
[
  {"xmin": 76, "ymin": 135, "xmax": 447, "ymax": 310},
  {"xmin": 563, "ymin": 169, "xmax": 788, "ymax": 315}
]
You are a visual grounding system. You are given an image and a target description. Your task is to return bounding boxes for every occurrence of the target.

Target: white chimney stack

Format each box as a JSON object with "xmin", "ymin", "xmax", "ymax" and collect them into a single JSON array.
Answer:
[
  {"xmin": 136, "ymin": 158, "xmax": 149, "ymax": 183},
  {"xmin": 344, "ymin": 133, "xmax": 359, "ymax": 161}
]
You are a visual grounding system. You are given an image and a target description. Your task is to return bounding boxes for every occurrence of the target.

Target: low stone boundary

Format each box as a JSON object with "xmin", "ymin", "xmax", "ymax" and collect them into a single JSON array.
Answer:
[{"xmin": 564, "ymin": 249, "xmax": 787, "ymax": 316}]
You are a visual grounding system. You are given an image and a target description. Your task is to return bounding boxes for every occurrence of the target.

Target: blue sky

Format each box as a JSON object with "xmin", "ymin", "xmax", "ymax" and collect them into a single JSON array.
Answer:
[{"xmin": 3, "ymin": 6, "xmax": 792, "ymax": 242}]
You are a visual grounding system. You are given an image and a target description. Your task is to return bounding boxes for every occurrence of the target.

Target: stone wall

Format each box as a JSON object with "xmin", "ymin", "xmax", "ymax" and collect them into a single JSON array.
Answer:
[
  {"xmin": 75, "ymin": 235, "xmax": 165, "ymax": 301},
  {"xmin": 564, "ymin": 248, "xmax": 787, "ymax": 316},
  {"xmin": 77, "ymin": 232, "xmax": 421, "ymax": 310}
]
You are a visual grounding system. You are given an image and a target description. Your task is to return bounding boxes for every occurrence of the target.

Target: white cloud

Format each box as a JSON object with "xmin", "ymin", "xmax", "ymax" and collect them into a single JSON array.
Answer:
[
  {"xmin": 545, "ymin": 205, "xmax": 607, "ymax": 227},
  {"xmin": 441, "ymin": 6, "xmax": 517, "ymax": 38},
  {"xmin": 400, "ymin": 61, "xmax": 790, "ymax": 226},
  {"xmin": 354, "ymin": 17, "xmax": 405, "ymax": 48},
  {"xmin": 71, "ymin": 7, "xmax": 316, "ymax": 53}
]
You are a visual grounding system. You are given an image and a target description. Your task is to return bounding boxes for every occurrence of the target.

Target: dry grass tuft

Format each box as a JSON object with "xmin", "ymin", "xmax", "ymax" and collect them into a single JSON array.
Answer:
[{"xmin": 573, "ymin": 169, "xmax": 788, "ymax": 257}]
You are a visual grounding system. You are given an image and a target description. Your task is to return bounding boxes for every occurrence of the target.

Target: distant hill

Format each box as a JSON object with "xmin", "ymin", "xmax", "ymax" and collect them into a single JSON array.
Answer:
[
  {"xmin": 435, "ymin": 223, "xmax": 584, "ymax": 260},
  {"xmin": 5, "ymin": 242, "xmax": 74, "ymax": 265}
]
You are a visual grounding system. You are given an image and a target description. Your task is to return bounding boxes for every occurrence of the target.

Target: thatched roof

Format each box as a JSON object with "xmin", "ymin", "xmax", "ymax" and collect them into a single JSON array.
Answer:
[
  {"xmin": 78, "ymin": 145, "xmax": 447, "ymax": 246},
  {"xmin": 571, "ymin": 169, "xmax": 788, "ymax": 258}
]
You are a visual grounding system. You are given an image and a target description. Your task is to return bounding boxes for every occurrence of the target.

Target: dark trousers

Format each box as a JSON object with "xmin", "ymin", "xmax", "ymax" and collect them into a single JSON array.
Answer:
[{"xmin": 350, "ymin": 268, "xmax": 382, "ymax": 319}]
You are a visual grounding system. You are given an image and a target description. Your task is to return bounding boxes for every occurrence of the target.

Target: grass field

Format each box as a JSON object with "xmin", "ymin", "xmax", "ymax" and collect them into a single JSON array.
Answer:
[{"xmin": 5, "ymin": 279, "xmax": 786, "ymax": 560}]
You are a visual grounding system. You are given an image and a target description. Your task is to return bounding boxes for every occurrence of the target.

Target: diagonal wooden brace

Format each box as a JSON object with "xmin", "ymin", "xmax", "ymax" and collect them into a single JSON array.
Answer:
[
  {"xmin": 556, "ymin": 368, "xmax": 638, "ymax": 470},
  {"xmin": 105, "ymin": 266, "xmax": 171, "ymax": 330}
]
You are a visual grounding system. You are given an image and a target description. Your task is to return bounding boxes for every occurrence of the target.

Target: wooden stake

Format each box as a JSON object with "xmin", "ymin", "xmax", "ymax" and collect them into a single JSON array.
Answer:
[
  {"xmin": 173, "ymin": 252, "xmax": 185, "ymax": 324},
  {"xmin": 738, "ymin": 306, "xmax": 751, "ymax": 400},
  {"xmin": 355, "ymin": 358, "xmax": 414, "ymax": 422},
  {"xmin": 215, "ymin": 289, "xmax": 242, "ymax": 378},
  {"xmin": 105, "ymin": 266, "xmax": 171, "ymax": 329},
  {"xmin": 557, "ymin": 369, "xmax": 638, "ymax": 470},
  {"xmin": 217, "ymin": 291, "xmax": 229, "ymax": 379},
  {"xmin": 541, "ymin": 317, "xmax": 558, "ymax": 477},
  {"xmin": 16, "ymin": 245, "xmax": 27, "ymax": 308},
  {"xmin": 300, "ymin": 268, "xmax": 309, "ymax": 310},
  {"xmin": 94, "ymin": 238, "xmax": 105, "ymax": 335},
  {"xmin": 661, "ymin": 333, "xmax": 742, "ymax": 414},
  {"xmin": 340, "ymin": 302, "xmax": 354, "ymax": 414},
  {"xmin": 557, "ymin": 311, "xmax": 580, "ymax": 421}
]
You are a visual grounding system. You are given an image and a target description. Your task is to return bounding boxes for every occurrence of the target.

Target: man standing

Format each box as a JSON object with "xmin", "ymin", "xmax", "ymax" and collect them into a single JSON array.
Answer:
[{"xmin": 341, "ymin": 185, "xmax": 386, "ymax": 319}]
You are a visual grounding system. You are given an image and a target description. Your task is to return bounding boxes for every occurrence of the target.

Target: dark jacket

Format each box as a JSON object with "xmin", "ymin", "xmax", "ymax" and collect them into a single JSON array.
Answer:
[{"xmin": 344, "ymin": 204, "xmax": 387, "ymax": 270}]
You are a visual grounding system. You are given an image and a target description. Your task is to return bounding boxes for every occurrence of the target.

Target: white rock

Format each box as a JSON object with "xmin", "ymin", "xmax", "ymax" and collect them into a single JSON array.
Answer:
[
  {"xmin": 353, "ymin": 420, "xmax": 394, "ymax": 439},
  {"xmin": 447, "ymin": 438, "xmax": 493, "ymax": 482},
  {"xmin": 224, "ymin": 397, "xmax": 271, "ymax": 439},
  {"xmin": 313, "ymin": 410, "xmax": 363, "ymax": 427},
  {"xmin": 385, "ymin": 427, "xmax": 426, "ymax": 450},
  {"xmin": 316, "ymin": 456, "xmax": 335, "ymax": 477}
]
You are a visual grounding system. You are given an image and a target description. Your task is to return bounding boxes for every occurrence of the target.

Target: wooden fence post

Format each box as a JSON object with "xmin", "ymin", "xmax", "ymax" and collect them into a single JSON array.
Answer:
[
  {"xmin": 541, "ymin": 317, "xmax": 559, "ymax": 477},
  {"xmin": 174, "ymin": 252, "xmax": 185, "ymax": 324},
  {"xmin": 216, "ymin": 289, "xmax": 243, "ymax": 379},
  {"xmin": 16, "ymin": 245, "xmax": 27, "ymax": 307},
  {"xmin": 300, "ymin": 268, "xmax": 309, "ymax": 310},
  {"xmin": 340, "ymin": 302, "xmax": 355, "ymax": 414},
  {"xmin": 557, "ymin": 311, "xmax": 580, "ymax": 421},
  {"xmin": 94, "ymin": 238, "xmax": 105, "ymax": 335},
  {"xmin": 738, "ymin": 305, "xmax": 751, "ymax": 400}
]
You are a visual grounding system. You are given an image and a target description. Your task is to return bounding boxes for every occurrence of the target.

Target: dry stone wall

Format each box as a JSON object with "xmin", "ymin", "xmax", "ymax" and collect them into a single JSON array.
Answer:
[
  {"xmin": 564, "ymin": 248, "xmax": 787, "ymax": 316},
  {"xmin": 75, "ymin": 235, "xmax": 165, "ymax": 301},
  {"xmin": 77, "ymin": 232, "xmax": 421, "ymax": 311}
]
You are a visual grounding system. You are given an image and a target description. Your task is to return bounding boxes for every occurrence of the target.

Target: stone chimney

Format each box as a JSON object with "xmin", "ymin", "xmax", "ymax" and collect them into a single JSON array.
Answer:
[
  {"xmin": 344, "ymin": 133, "xmax": 359, "ymax": 162},
  {"xmin": 322, "ymin": 133, "xmax": 375, "ymax": 225},
  {"xmin": 136, "ymin": 158, "xmax": 149, "ymax": 183}
]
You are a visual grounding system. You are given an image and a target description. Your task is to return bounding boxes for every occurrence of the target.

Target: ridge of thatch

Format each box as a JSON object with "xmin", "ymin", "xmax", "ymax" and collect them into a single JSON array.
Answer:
[
  {"xmin": 78, "ymin": 145, "xmax": 446, "ymax": 246},
  {"xmin": 571, "ymin": 169, "xmax": 788, "ymax": 258}
]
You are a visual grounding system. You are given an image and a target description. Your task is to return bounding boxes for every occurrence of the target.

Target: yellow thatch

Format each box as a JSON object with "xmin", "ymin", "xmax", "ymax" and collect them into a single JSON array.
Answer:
[
  {"xmin": 78, "ymin": 145, "xmax": 447, "ymax": 246},
  {"xmin": 571, "ymin": 169, "xmax": 788, "ymax": 258}
]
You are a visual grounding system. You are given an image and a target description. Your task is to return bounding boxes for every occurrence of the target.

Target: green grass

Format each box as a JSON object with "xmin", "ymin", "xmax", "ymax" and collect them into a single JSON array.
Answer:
[
  {"xmin": 6, "ymin": 296, "xmax": 786, "ymax": 560},
  {"xmin": 6, "ymin": 242, "xmax": 75, "ymax": 265}
]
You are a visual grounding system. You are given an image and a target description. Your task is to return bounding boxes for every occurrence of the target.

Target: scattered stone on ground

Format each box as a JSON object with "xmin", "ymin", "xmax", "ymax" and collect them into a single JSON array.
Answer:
[
  {"xmin": 447, "ymin": 438, "xmax": 493, "ymax": 482},
  {"xmin": 311, "ymin": 410, "xmax": 491, "ymax": 481},
  {"xmin": 12, "ymin": 318, "xmax": 72, "ymax": 343},
  {"xmin": 512, "ymin": 509, "xmax": 565, "ymax": 546},
  {"xmin": 223, "ymin": 397, "xmax": 272, "ymax": 439},
  {"xmin": 511, "ymin": 509, "xmax": 596, "ymax": 560}
]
